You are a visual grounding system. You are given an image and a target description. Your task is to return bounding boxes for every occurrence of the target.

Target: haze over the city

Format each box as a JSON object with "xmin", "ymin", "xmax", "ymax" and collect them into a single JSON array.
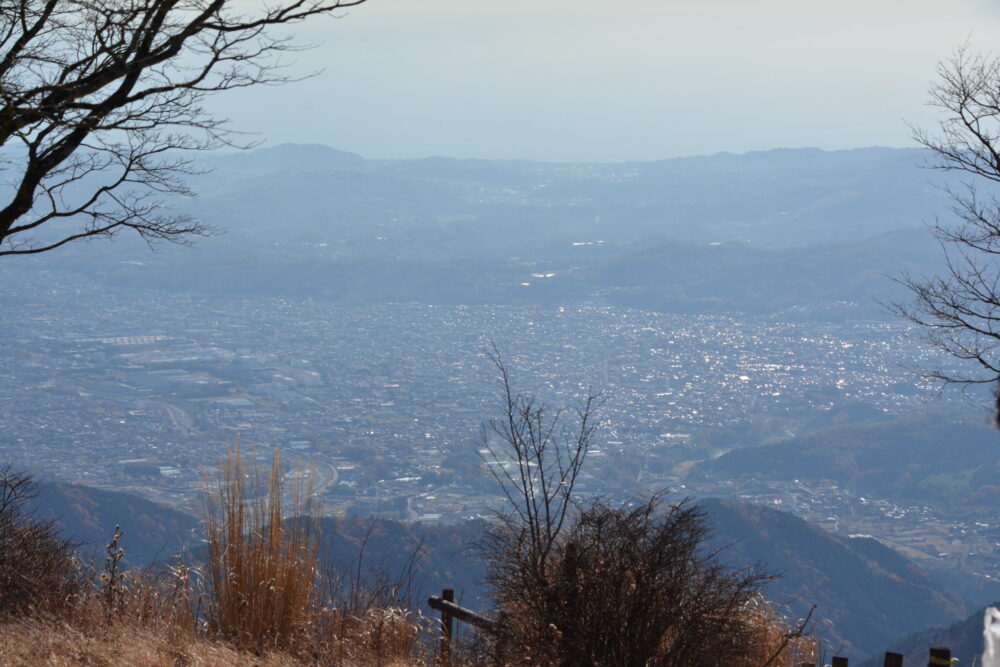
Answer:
[{"xmin": 212, "ymin": 0, "xmax": 1000, "ymax": 161}]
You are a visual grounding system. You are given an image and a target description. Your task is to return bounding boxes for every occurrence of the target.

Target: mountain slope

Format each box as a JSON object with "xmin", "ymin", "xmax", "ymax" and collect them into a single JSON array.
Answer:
[
  {"xmin": 858, "ymin": 602, "xmax": 997, "ymax": 667},
  {"xmin": 702, "ymin": 498, "xmax": 968, "ymax": 659},
  {"xmin": 697, "ymin": 414, "xmax": 1000, "ymax": 510},
  {"xmin": 32, "ymin": 481, "xmax": 201, "ymax": 566}
]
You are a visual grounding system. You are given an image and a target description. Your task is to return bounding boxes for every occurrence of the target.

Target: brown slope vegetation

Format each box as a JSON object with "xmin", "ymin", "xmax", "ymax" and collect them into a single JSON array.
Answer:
[
  {"xmin": 0, "ymin": 456, "xmax": 429, "ymax": 667},
  {"xmin": 0, "ymin": 618, "xmax": 301, "ymax": 667},
  {"xmin": 25, "ymin": 477, "xmax": 969, "ymax": 663},
  {"xmin": 0, "ymin": 466, "xmax": 822, "ymax": 666}
]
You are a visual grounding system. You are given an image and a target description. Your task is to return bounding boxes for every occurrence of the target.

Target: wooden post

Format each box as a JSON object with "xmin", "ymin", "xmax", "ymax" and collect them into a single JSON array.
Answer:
[
  {"xmin": 832, "ymin": 658, "xmax": 849, "ymax": 667},
  {"xmin": 440, "ymin": 588, "xmax": 454, "ymax": 666},
  {"xmin": 884, "ymin": 652, "xmax": 904, "ymax": 667},
  {"xmin": 798, "ymin": 663, "xmax": 815, "ymax": 667},
  {"xmin": 928, "ymin": 647, "xmax": 951, "ymax": 666}
]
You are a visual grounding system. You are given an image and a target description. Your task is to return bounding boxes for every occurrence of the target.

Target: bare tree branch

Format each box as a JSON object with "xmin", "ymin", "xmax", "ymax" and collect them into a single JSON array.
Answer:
[
  {"xmin": 0, "ymin": 0, "xmax": 368, "ymax": 256},
  {"xmin": 477, "ymin": 344, "xmax": 605, "ymax": 580},
  {"xmin": 894, "ymin": 46, "xmax": 1000, "ymax": 416}
]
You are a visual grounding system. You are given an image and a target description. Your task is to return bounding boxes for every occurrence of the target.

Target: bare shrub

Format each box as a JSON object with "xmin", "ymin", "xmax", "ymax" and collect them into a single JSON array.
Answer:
[
  {"xmin": 477, "ymin": 354, "xmax": 805, "ymax": 666},
  {"xmin": 478, "ymin": 347, "xmax": 602, "ymax": 592},
  {"xmin": 482, "ymin": 495, "xmax": 777, "ymax": 667},
  {"xmin": 0, "ymin": 466, "xmax": 84, "ymax": 618}
]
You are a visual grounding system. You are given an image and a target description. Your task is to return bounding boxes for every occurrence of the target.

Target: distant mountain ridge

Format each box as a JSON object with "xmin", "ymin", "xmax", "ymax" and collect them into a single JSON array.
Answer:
[
  {"xmin": 203, "ymin": 143, "xmax": 367, "ymax": 175},
  {"xmin": 8, "ymin": 143, "xmax": 970, "ymax": 317}
]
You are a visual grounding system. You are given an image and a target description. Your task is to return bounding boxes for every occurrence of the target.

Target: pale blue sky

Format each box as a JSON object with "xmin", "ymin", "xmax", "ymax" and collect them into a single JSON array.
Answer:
[{"xmin": 212, "ymin": 0, "xmax": 1000, "ymax": 162}]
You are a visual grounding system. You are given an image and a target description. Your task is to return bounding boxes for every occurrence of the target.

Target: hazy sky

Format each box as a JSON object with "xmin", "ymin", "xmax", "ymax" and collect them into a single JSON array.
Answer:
[{"xmin": 212, "ymin": 0, "xmax": 1000, "ymax": 162}]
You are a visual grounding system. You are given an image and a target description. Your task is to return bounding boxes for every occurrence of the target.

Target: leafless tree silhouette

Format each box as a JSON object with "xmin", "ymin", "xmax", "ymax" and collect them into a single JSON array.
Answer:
[
  {"xmin": 895, "ymin": 46, "xmax": 1000, "ymax": 411},
  {"xmin": 476, "ymin": 351, "xmax": 780, "ymax": 666},
  {"xmin": 478, "ymin": 346, "xmax": 602, "ymax": 586},
  {"xmin": 0, "ymin": 0, "xmax": 367, "ymax": 256}
]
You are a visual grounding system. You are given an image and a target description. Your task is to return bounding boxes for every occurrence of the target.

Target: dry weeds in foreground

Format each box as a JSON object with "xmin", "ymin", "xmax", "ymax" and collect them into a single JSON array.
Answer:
[
  {"xmin": 0, "ymin": 617, "xmax": 301, "ymax": 667},
  {"xmin": 0, "ymin": 450, "xmax": 817, "ymax": 666},
  {"xmin": 0, "ymin": 598, "xmax": 811, "ymax": 667},
  {"xmin": 733, "ymin": 597, "xmax": 819, "ymax": 667},
  {"xmin": 0, "ymin": 562, "xmax": 429, "ymax": 667},
  {"xmin": 202, "ymin": 445, "xmax": 429, "ymax": 664},
  {"xmin": 0, "ymin": 451, "xmax": 430, "ymax": 667},
  {"xmin": 204, "ymin": 447, "xmax": 322, "ymax": 653}
]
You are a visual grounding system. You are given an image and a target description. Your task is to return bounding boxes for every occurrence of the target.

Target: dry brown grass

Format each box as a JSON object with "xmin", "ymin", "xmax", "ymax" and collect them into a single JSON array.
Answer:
[
  {"xmin": 201, "ymin": 445, "xmax": 429, "ymax": 665},
  {"xmin": 0, "ymin": 454, "xmax": 430, "ymax": 666},
  {"xmin": 0, "ymin": 615, "xmax": 301, "ymax": 666},
  {"xmin": 0, "ymin": 582, "xmax": 810, "ymax": 667},
  {"xmin": 731, "ymin": 596, "xmax": 819, "ymax": 667},
  {"xmin": 0, "ymin": 554, "xmax": 299, "ymax": 666},
  {"xmin": 0, "ymin": 451, "xmax": 823, "ymax": 666},
  {"xmin": 203, "ymin": 446, "xmax": 321, "ymax": 653},
  {"xmin": 0, "ymin": 561, "xmax": 428, "ymax": 667}
]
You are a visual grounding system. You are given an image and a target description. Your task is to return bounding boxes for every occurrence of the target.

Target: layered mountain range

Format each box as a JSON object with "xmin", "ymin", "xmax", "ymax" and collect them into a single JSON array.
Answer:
[{"xmin": 13, "ymin": 144, "xmax": 964, "ymax": 317}]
